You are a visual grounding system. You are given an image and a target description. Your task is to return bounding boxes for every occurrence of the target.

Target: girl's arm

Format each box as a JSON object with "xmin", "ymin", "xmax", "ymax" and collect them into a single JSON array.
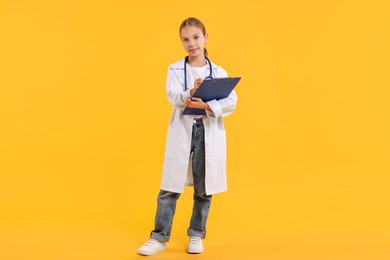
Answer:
[
  {"xmin": 206, "ymin": 68, "xmax": 238, "ymax": 118},
  {"xmin": 206, "ymin": 90, "xmax": 238, "ymax": 118},
  {"xmin": 166, "ymin": 66, "xmax": 190, "ymax": 110}
]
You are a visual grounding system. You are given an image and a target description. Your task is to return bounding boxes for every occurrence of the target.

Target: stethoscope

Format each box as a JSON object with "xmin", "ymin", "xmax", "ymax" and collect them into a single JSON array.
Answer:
[{"xmin": 184, "ymin": 56, "xmax": 213, "ymax": 91}]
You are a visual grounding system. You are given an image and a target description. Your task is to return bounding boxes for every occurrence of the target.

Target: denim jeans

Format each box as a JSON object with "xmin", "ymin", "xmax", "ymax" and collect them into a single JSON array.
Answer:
[{"xmin": 150, "ymin": 118, "xmax": 212, "ymax": 242}]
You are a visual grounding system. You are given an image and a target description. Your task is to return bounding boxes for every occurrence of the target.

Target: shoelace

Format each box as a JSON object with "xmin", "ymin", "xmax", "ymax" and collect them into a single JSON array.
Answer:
[
  {"xmin": 189, "ymin": 237, "xmax": 202, "ymax": 244},
  {"xmin": 144, "ymin": 239, "xmax": 161, "ymax": 247}
]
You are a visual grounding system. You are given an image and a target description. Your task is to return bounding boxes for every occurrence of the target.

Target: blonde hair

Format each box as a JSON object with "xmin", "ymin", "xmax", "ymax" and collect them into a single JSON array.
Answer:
[{"xmin": 179, "ymin": 17, "xmax": 208, "ymax": 58}]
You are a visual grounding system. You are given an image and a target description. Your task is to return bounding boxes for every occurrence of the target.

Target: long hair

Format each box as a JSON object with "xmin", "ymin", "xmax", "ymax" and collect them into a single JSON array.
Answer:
[{"xmin": 179, "ymin": 17, "xmax": 208, "ymax": 58}]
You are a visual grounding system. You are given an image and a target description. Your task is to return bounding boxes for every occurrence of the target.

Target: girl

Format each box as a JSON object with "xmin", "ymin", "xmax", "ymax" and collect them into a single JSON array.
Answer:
[{"xmin": 137, "ymin": 17, "xmax": 238, "ymax": 256}]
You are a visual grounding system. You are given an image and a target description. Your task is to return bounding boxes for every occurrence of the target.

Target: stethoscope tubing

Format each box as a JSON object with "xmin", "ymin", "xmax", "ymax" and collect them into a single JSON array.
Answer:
[{"xmin": 184, "ymin": 56, "xmax": 213, "ymax": 91}]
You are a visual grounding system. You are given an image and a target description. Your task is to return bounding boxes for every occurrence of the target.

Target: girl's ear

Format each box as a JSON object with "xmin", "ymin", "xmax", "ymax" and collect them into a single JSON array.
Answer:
[{"xmin": 205, "ymin": 33, "xmax": 208, "ymax": 43}]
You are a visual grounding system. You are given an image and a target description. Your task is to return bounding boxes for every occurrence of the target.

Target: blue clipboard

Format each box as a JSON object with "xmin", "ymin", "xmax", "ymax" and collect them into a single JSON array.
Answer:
[{"xmin": 183, "ymin": 77, "xmax": 241, "ymax": 115}]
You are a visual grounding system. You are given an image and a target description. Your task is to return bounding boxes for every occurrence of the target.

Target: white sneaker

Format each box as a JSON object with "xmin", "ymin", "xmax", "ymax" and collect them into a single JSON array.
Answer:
[
  {"xmin": 187, "ymin": 236, "xmax": 203, "ymax": 254},
  {"xmin": 137, "ymin": 239, "xmax": 166, "ymax": 256}
]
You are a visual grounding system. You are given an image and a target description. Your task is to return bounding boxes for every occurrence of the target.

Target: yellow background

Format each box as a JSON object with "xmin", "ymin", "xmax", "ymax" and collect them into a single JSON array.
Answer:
[{"xmin": 1, "ymin": 0, "xmax": 389, "ymax": 259}]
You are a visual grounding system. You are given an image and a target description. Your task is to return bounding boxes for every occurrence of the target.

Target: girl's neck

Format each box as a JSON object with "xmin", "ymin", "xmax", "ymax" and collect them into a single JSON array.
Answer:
[{"xmin": 188, "ymin": 55, "xmax": 207, "ymax": 67}]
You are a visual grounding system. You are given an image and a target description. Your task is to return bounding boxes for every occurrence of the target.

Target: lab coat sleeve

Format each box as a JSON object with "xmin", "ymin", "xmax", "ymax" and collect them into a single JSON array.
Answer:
[
  {"xmin": 166, "ymin": 66, "xmax": 191, "ymax": 110},
  {"xmin": 206, "ymin": 68, "xmax": 238, "ymax": 118}
]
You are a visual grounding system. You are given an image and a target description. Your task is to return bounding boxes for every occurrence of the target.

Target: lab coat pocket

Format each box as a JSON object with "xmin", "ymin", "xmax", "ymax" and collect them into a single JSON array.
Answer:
[
  {"xmin": 165, "ymin": 125, "xmax": 188, "ymax": 152},
  {"xmin": 168, "ymin": 113, "xmax": 175, "ymax": 127},
  {"xmin": 215, "ymin": 129, "xmax": 227, "ymax": 162},
  {"xmin": 168, "ymin": 109, "xmax": 182, "ymax": 128},
  {"xmin": 217, "ymin": 116, "xmax": 225, "ymax": 131},
  {"xmin": 207, "ymin": 128, "xmax": 226, "ymax": 162}
]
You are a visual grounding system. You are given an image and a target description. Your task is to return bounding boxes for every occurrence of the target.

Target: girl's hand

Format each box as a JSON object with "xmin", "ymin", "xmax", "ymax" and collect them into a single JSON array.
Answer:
[
  {"xmin": 190, "ymin": 78, "xmax": 204, "ymax": 96},
  {"xmin": 185, "ymin": 97, "xmax": 211, "ymax": 111}
]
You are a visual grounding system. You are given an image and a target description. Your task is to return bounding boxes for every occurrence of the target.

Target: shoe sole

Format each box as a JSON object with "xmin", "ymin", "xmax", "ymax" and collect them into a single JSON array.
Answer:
[
  {"xmin": 187, "ymin": 249, "xmax": 203, "ymax": 254},
  {"xmin": 137, "ymin": 247, "xmax": 166, "ymax": 256}
]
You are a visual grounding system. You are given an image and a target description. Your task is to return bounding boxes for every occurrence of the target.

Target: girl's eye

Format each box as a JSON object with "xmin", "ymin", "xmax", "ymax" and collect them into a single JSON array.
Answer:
[{"xmin": 194, "ymin": 36, "xmax": 199, "ymax": 40}]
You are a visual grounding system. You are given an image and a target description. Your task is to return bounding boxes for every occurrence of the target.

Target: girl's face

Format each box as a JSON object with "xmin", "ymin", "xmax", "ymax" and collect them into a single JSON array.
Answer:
[{"xmin": 180, "ymin": 25, "xmax": 208, "ymax": 59}]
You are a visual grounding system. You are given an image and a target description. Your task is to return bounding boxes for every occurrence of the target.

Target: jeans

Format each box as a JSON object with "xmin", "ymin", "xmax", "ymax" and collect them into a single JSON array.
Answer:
[{"xmin": 150, "ymin": 118, "xmax": 212, "ymax": 242}]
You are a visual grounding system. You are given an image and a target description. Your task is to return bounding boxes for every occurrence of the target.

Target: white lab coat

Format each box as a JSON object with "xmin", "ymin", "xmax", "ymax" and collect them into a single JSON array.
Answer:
[{"xmin": 160, "ymin": 58, "xmax": 238, "ymax": 195}]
